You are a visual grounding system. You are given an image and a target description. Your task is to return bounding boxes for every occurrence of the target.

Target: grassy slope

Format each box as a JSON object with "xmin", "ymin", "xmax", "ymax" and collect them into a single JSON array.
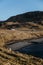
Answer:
[
  {"xmin": 0, "ymin": 29, "xmax": 43, "ymax": 46},
  {"xmin": 0, "ymin": 47, "xmax": 43, "ymax": 65},
  {"xmin": 0, "ymin": 22, "xmax": 43, "ymax": 46},
  {"xmin": 0, "ymin": 21, "xmax": 43, "ymax": 64}
]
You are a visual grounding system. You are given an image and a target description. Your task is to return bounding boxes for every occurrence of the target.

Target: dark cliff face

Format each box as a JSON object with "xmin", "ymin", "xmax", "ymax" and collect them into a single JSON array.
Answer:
[{"xmin": 6, "ymin": 11, "xmax": 43, "ymax": 24}]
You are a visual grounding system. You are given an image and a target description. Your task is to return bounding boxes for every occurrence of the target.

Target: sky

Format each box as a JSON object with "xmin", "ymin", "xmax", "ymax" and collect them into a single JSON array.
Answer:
[{"xmin": 0, "ymin": 0, "xmax": 43, "ymax": 20}]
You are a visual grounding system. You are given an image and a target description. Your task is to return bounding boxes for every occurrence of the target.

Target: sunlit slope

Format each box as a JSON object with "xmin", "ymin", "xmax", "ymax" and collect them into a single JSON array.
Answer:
[
  {"xmin": 0, "ymin": 29, "xmax": 43, "ymax": 46},
  {"xmin": 0, "ymin": 47, "xmax": 43, "ymax": 65}
]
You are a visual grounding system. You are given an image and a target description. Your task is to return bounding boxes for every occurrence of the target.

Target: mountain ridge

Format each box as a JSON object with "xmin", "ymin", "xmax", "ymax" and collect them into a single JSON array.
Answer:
[
  {"xmin": 0, "ymin": 11, "xmax": 43, "ymax": 29},
  {"xmin": 6, "ymin": 11, "xmax": 43, "ymax": 24}
]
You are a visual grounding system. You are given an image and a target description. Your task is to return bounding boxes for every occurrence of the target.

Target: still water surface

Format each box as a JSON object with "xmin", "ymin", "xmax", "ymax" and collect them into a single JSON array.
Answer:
[
  {"xmin": 7, "ymin": 38, "xmax": 43, "ymax": 58},
  {"xmin": 16, "ymin": 43, "xmax": 43, "ymax": 58}
]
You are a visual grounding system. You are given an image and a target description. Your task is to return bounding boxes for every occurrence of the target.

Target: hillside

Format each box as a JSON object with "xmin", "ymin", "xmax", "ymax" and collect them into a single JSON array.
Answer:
[
  {"xmin": 0, "ymin": 11, "xmax": 43, "ymax": 46},
  {"xmin": 6, "ymin": 11, "xmax": 43, "ymax": 24},
  {"xmin": 0, "ymin": 11, "xmax": 43, "ymax": 29},
  {"xmin": 0, "ymin": 11, "xmax": 43, "ymax": 65}
]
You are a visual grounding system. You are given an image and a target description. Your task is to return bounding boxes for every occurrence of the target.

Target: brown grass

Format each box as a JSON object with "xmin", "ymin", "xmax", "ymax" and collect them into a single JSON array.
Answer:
[
  {"xmin": 0, "ymin": 29, "xmax": 43, "ymax": 46},
  {"xmin": 0, "ymin": 47, "xmax": 43, "ymax": 65}
]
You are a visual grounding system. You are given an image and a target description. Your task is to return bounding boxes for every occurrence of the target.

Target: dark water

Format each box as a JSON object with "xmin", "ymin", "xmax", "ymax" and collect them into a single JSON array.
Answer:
[
  {"xmin": 7, "ymin": 38, "xmax": 43, "ymax": 58},
  {"xmin": 16, "ymin": 43, "xmax": 43, "ymax": 58}
]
